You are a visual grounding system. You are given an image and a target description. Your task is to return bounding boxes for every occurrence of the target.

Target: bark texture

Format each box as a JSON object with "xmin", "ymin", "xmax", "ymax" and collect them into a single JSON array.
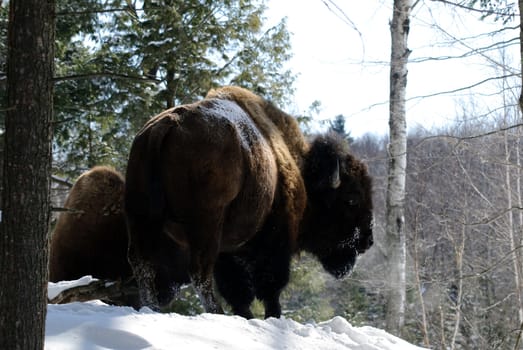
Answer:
[
  {"xmin": 0, "ymin": 0, "xmax": 55, "ymax": 349},
  {"xmin": 519, "ymin": 0, "xmax": 523, "ymax": 113},
  {"xmin": 385, "ymin": 0, "xmax": 411, "ymax": 336}
]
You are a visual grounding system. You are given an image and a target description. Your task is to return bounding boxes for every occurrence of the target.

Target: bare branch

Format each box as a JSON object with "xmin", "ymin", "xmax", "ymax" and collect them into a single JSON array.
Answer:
[
  {"xmin": 54, "ymin": 72, "xmax": 161, "ymax": 84},
  {"xmin": 409, "ymin": 74, "xmax": 519, "ymax": 100},
  {"xmin": 410, "ymin": 37, "xmax": 520, "ymax": 64},
  {"xmin": 412, "ymin": 123, "xmax": 523, "ymax": 146},
  {"xmin": 51, "ymin": 175, "xmax": 73, "ymax": 188},
  {"xmin": 320, "ymin": 0, "xmax": 362, "ymax": 37},
  {"xmin": 320, "ymin": 0, "xmax": 365, "ymax": 58},
  {"xmin": 56, "ymin": 8, "xmax": 129, "ymax": 16},
  {"xmin": 50, "ymin": 207, "xmax": 84, "ymax": 214},
  {"xmin": 459, "ymin": 206, "xmax": 523, "ymax": 226},
  {"xmin": 429, "ymin": 0, "xmax": 518, "ymax": 18}
]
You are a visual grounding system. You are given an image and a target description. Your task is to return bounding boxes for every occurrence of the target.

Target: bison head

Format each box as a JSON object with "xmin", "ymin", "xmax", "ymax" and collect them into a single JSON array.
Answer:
[{"xmin": 301, "ymin": 133, "xmax": 373, "ymax": 279}]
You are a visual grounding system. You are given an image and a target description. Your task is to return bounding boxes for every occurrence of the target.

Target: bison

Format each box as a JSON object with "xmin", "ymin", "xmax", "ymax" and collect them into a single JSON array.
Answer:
[
  {"xmin": 125, "ymin": 86, "xmax": 373, "ymax": 318},
  {"xmin": 49, "ymin": 166, "xmax": 131, "ymax": 283}
]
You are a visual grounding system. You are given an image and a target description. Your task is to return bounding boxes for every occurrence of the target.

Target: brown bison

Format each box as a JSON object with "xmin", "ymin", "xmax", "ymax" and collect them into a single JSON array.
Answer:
[
  {"xmin": 49, "ymin": 166, "xmax": 131, "ymax": 283},
  {"xmin": 49, "ymin": 165, "xmax": 189, "ymax": 306},
  {"xmin": 125, "ymin": 86, "xmax": 373, "ymax": 318}
]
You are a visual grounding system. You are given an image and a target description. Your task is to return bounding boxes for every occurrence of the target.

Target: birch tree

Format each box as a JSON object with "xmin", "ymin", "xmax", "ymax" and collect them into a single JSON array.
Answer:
[
  {"xmin": 385, "ymin": 0, "xmax": 412, "ymax": 335},
  {"xmin": 518, "ymin": 0, "xmax": 523, "ymax": 113}
]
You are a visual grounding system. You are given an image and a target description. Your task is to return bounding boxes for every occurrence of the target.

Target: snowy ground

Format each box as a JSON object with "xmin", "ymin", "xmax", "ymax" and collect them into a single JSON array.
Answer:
[{"xmin": 46, "ymin": 277, "xmax": 426, "ymax": 350}]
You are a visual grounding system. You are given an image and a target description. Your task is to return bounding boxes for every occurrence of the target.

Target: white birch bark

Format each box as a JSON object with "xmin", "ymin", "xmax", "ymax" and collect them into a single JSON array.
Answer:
[
  {"xmin": 502, "ymin": 66, "xmax": 523, "ymax": 335},
  {"xmin": 385, "ymin": 0, "xmax": 411, "ymax": 335},
  {"xmin": 517, "ymin": 131, "xmax": 523, "ymax": 350},
  {"xmin": 505, "ymin": 127, "xmax": 523, "ymax": 331},
  {"xmin": 518, "ymin": 0, "xmax": 523, "ymax": 112}
]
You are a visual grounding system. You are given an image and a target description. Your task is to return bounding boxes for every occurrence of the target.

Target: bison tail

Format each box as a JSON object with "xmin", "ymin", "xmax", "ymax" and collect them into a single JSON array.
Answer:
[{"xmin": 125, "ymin": 113, "xmax": 177, "ymax": 224}]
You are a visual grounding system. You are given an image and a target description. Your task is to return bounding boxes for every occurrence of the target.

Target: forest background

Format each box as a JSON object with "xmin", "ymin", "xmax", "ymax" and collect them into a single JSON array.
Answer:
[{"xmin": 1, "ymin": 0, "xmax": 523, "ymax": 349}]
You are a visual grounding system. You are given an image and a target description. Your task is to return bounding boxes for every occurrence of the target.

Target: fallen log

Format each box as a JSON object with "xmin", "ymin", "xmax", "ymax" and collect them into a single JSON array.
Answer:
[{"xmin": 48, "ymin": 277, "xmax": 138, "ymax": 307}]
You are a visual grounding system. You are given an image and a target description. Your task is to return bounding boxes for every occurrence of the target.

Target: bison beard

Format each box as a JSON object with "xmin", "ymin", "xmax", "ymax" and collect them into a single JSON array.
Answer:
[{"xmin": 125, "ymin": 86, "xmax": 373, "ymax": 318}]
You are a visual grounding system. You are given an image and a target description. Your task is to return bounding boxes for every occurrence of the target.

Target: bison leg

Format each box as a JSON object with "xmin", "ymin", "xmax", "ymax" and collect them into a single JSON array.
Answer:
[
  {"xmin": 254, "ymin": 245, "xmax": 291, "ymax": 319},
  {"xmin": 214, "ymin": 253, "xmax": 255, "ymax": 319},
  {"xmin": 128, "ymin": 247, "xmax": 159, "ymax": 310},
  {"xmin": 126, "ymin": 216, "xmax": 163, "ymax": 310},
  {"xmin": 192, "ymin": 275, "xmax": 223, "ymax": 314},
  {"xmin": 187, "ymin": 212, "xmax": 226, "ymax": 314},
  {"xmin": 262, "ymin": 293, "xmax": 283, "ymax": 319}
]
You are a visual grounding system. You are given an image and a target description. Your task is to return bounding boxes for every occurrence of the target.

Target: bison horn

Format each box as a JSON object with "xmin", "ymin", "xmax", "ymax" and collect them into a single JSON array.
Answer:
[{"xmin": 331, "ymin": 158, "xmax": 341, "ymax": 189}]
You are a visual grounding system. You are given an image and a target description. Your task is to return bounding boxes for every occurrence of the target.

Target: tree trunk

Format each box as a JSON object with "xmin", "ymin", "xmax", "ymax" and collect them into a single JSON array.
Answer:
[
  {"xmin": 0, "ymin": 0, "xmax": 55, "ymax": 348},
  {"xmin": 505, "ymin": 124, "xmax": 523, "ymax": 349},
  {"xmin": 519, "ymin": 0, "xmax": 523, "ymax": 114},
  {"xmin": 385, "ymin": 0, "xmax": 411, "ymax": 336},
  {"xmin": 412, "ymin": 218, "xmax": 431, "ymax": 347},
  {"xmin": 517, "ymin": 134, "xmax": 523, "ymax": 295},
  {"xmin": 449, "ymin": 224, "xmax": 465, "ymax": 350}
]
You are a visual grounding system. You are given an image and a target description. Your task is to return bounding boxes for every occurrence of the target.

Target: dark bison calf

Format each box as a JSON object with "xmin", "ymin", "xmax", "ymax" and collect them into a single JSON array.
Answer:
[{"xmin": 125, "ymin": 86, "xmax": 374, "ymax": 319}]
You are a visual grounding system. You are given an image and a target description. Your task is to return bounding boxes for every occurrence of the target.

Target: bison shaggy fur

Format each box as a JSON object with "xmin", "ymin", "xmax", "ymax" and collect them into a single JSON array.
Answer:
[
  {"xmin": 49, "ymin": 166, "xmax": 131, "ymax": 283},
  {"xmin": 49, "ymin": 166, "xmax": 189, "ymax": 306},
  {"xmin": 125, "ymin": 86, "xmax": 373, "ymax": 318}
]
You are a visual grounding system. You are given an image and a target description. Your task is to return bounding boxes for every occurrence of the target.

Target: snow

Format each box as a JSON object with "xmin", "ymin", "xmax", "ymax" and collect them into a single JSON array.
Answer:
[
  {"xmin": 46, "ymin": 278, "xmax": 426, "ymax": 350},
  {"xmin": 48, "ymin": 275, "xmax": 99, "ymax": 300}
]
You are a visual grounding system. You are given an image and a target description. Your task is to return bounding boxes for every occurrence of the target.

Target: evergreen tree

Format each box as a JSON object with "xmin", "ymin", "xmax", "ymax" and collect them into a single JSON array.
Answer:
[
  {"xmin": 329, "ymin": 114, "xmax": 353, "ymax": 144},
  {"xmin": 7, "ymin": 0, "xmax": 295, "ymax": 177}
]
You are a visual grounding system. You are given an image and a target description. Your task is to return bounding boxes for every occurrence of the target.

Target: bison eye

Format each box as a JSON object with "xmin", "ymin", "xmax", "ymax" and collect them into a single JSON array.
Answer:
[
  {"xmin": 345, "ymin": 198, "xmax": 359, "ymax": 206},
  {"xmin": 343, "ymin": 193, "xmax": 361, "ymax": 206}
]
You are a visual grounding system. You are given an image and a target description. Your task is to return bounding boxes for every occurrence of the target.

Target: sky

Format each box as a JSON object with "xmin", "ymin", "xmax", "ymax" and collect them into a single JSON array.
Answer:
[
  {"xmin": 46, "ymin": 277, "xmax": 427, "ymax": 350},
  {"xmin": 266, "ymin": 0, "xmax": 521, "ymax": 137}
]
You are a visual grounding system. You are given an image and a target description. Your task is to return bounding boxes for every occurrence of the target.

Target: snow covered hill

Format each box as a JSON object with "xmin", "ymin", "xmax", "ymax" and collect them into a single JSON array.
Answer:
[{"xmin": 46, "ymin": 278, "xmax": 426, "ymax": 350}]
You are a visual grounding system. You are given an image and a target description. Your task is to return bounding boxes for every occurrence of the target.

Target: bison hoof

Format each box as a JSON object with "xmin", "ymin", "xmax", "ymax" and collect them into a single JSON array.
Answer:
[{"xmin": 233, "ymin": 307, "xmax": 254, "ymax": 319}]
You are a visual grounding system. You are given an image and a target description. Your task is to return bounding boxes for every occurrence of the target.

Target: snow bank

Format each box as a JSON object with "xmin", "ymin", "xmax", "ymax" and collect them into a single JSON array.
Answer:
[{"xmin": 46, "ymin": 300, "xmax": 426, "ymax": 350}]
